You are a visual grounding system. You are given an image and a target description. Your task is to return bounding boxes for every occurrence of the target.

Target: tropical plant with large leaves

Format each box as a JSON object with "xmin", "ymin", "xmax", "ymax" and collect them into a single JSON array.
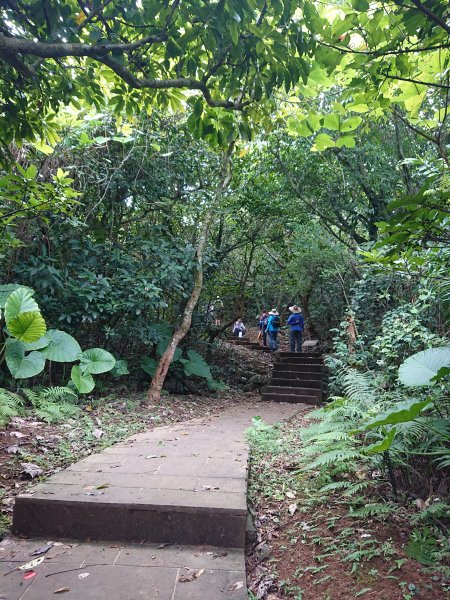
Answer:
[{"xmin": 0, "ymin": 285, "xmax": 117, "ymax": 392}]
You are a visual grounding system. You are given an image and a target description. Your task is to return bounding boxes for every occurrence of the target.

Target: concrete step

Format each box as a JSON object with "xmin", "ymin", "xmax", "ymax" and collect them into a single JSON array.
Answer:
[
  {"xmin": 278, "ymin": 356, "xmax": 323, "ymax": 364},
  {"xmin": 271, "ymin": 376, "xmax": 323, "ymax": 388},
  {"xmin": 271, "ymin": 378, "xmax": 322, "ymax": 389},
  {"xmin": 273, "ymin": 365, "xmax": 325, "ymax": 378},
  {"xmin": 262, "ymin": 391, "xmax": 321, "ymax": 404},
  {"xmin": 274, "ymin": 363, "xmax": 324, "ymax": 373},
  {"xmin": 277, "ymin": 352, "xmax": 321, "ymax": 358},
  {"xmin": 265, "ymin": 385, "xmax": 323, "ymax": 395},
  {"xmin": 229, "ymin": 339, "xmax": 251, "ymax": 346},
  {"xmin": 227, "ymin": 336, "xmax": 249, "ymax": 341},
  {"xmin": 13, "ymin": 404, "xmax": 303, "ymax": 549},
  {"xmin": 275, "ymin": 362, "xmax": 323, "ymax": 372}
]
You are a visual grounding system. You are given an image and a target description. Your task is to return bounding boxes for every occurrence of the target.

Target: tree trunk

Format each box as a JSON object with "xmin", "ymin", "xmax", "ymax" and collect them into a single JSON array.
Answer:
[{"xmin": 146, "ymin": 151, "xmax": 233, "ymax": 403}]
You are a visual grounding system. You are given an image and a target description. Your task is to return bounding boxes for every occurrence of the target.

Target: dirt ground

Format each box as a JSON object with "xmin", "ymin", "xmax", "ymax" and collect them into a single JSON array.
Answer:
[{"xmin": 246, "ymin": 412, "xmax": 449, "ymax": 600}]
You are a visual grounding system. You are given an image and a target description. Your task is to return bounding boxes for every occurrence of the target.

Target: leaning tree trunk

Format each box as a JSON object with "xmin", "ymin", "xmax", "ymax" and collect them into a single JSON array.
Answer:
[{"xmin": 146, "ymin": 152, "xmax": 233, "ymax": 404}]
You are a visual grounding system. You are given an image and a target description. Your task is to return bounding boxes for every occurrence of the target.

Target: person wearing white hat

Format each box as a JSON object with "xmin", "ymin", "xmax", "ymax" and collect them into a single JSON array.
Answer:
[
  {"xmin": 265, "ymin": 309, "xmax": 280, "ymax": 352},
  {"xmin": 287, "ymin": 305, "xmax": 304, "ymax": 353}
]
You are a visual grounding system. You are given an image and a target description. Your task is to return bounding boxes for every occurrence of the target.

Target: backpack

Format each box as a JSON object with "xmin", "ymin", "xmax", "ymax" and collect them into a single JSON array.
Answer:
[{"xmin": 271, "ymin": 315, "xmax": 280, "ymax": 328}]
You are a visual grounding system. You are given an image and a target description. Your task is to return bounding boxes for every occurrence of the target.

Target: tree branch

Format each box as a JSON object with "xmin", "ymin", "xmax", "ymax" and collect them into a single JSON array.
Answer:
[
  {"xmin": 382, "ymin": 71, "xmax": 450, "ymax": 90},
  {"xmin": 0, "ymin": 34, "xmax": 247, "ymax": 109},
  {"xmin": 408, "ymin": 0, "xmax": 450, "ymax": 36}
]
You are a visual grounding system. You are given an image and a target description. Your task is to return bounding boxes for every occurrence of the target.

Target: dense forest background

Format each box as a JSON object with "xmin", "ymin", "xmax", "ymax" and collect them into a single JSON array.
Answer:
[{"xmin": 0, "ymin": 0, "xmax": 449, "ymax": 577}]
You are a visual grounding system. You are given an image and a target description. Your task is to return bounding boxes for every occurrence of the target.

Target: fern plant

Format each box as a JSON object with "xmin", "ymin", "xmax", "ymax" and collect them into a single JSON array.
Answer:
[
  {"xmin": 21, "ymin": 386, "xmax": 80, "ymax": 424},
  {"xmin": 0, "ymin": 388, "xmax": 24, "ymax": 426}
]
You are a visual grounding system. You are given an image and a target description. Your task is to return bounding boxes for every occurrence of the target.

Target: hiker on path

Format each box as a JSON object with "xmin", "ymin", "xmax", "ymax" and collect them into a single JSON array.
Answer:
[
  {"xmin": 265, "ymin": 309, "xmax": 280, "ymax": 352},
  {"xmin": 233, "ymin": 318, "xmax": 246, "ymax": 337},
  {"xmin": 287, "ymin": 305, "xmax": 304, "ymax": 353},
  {"xmin": 258, "ymin": 309, "xmax": 269, "ymax": 347}
]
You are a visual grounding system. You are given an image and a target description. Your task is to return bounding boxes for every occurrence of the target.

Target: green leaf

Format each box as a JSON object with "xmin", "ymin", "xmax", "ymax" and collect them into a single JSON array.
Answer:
[
  {"xmin": 364, "ymin": 427, "xmax": 397, "ymax": 454},
  {"xmin": 183, "ymin": 350, "xmax": 212, "ymax": 380},
  {"xmin": 352, "ymin": 0, "xmax": 369, "ymax": 11},
  {"xmin": 398, "ymin": 347, "xmax": 450, "ymax": 387},
  {"xmin": 336, "ymin": 135, "xmax": 356, "ymax": 148},
  {"xmin": 4, "ymin": 287, "xmax": 39, "ymax": 322},
  {"xmin": 156, "ymin": 339, "xmax": 182, "ymax": 361},
  {"xmin": 141, "ymin": 356, "xmax": 157, "ymax": 377},
  {"xmin": 5, "ymin": 341, "xmax": 46, "ymax": 379},
  {"xmin": 70, "ymin": 365, "xmax": 95, "ymax": 393},
  {"xmin": 23, "ymin": 336, "xmax": 49, "ymax": 351},
  {"xmin": 364, "ymin": 399, "xmax": 432, "ymax": 430},
  {"xmin": 40, "ymin": 329, "xmax": 82, "ymax": 362},
  {"xmin": 322, "ymin": 113, "xmax": 340, "ymax": 131},
  {"xmin": 7, "ymin": 311, "xmax": 47, "ymax": 343},
  {"xmin": 312, "ymin": 133, "xmax": 335, "ymax": 151},
  {"xmin": 111, "ymin": 359, "xmax": 129, "ymax": 377},
  {"xmin": 340, "ymin": 116, "xmax": 362, "ymax": 132},
  {"xmin": 0, "ymin": 284, "xmax": 34, "ymax": 308},
  {"xmin": 79, "ymin": 348, "xmax": 116, "ymax": 374}
]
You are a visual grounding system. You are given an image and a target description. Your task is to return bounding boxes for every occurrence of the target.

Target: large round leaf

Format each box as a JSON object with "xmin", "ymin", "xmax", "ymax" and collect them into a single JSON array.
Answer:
[
  {"xmin": 40, "ymin": 330, "xmax": 81, "ymax": 362},
  {"xmin": 141, "ymin": 356, "xmax": 157, "ymax": 377},
  {"xmin": 399, "ymin": 347, "xmax": 450, "ymax": 387},
  {"xmin": 111, "ymin": 359, "xmax": 129, "ymax": 377},
  {"xmin": 156, "ymin": 338, "xmax": 182, "ymax": 362},
  {"xmin": 79, "ymin": 348, "xmax": 116, "ymax": 374},
  {"xmin": 23, "ymin": 336, "xmax": 50, "ymax": 351},
  {"xmin": 70, "ymin": 365, "xmax": 95, "ymax": 393},
  {"xmin": 5, "ymin": 287, "xmax": 39, "ymax": 323},
  {"xmin": 0, "ymin": 284, "xmax": 34, "ymax": 308},
  {"xmin": 8, "ymin": 311, "xmax": 47, "ymax": 343},
  {"xmin": 5, "ymin": 341, "xmax": 46, "ymax": 379}
]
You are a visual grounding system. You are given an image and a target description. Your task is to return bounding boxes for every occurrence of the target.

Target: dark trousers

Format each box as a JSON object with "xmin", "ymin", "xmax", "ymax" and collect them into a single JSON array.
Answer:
[
  {"xmin": 260, "ymin": 329, "xmax": 267, "ymax": 346},
  {"xmin": 290, "ymin": 330, "xmax": 302, "ymax": 352},
  {"xmin": 268, "ymin": 330, "xmax": 278, "ymax": 351}
]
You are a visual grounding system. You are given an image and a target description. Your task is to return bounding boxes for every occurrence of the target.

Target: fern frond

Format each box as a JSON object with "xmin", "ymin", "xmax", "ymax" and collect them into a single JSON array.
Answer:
[
  {"xmin": 0, "ymin": 388, "xmax": 23, "ymax": 426},
  {"xmin": 340, "ymin": 368, "xmax": 376, "ymax": 405},
  {"xmin": 34, "ymin": 400, "xmax": 80, "ymax": 423},
  {"xmin": 304, "ymin": 449, "xmax": 364, "ymax": 471},
  {"xmin": 411, "ymin": 502, "xmax": 450, "ymax": 524},
  {"xmin": 21, "ymin": 388, "xmax": 41, "ymax": 406},
  {"xmin": 349, "ymin": 502, "xmax": 396, "ymax": 518},
  {"xmin": 41, "ymin": 387, "xmax": 78, "ymax": 403}
]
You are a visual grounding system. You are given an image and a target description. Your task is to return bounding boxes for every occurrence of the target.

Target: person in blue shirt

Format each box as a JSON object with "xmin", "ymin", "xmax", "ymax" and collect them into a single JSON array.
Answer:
[
  {"xmin": 287, "ymin": 305, "xmax": 304, "ymax": 353},
  {"xmin": 265, "ymin": 309, "xmax": 280, "ymax": 352},
  {"xmin": 258, "ymin": 310, "xmax": 269, "ymax": 347}
]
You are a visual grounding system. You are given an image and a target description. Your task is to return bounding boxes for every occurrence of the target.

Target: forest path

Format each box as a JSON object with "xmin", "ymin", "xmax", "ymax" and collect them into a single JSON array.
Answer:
[{"xmin": 2, "ymin": 400, "xmax": 301, "ymax": 599}]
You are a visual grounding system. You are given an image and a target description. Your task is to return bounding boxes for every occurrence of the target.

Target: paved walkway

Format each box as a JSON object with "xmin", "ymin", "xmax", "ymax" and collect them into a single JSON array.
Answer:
[{"xmin": 2, "ymin": 401, "xmax": 301, "ymax": 599}]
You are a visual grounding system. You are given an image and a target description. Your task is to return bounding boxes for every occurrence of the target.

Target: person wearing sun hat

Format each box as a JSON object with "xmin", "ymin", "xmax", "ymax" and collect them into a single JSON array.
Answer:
[
  {"xmin": 265, "ymin": 309, "xmax": 280, "ymax": 352},
  {"xmin": 287, "ymin": 305, "xmax": 304, "ymax": 353}
]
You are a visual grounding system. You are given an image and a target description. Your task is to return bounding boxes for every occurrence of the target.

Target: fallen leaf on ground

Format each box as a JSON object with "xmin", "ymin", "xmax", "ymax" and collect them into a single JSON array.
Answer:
[
  {"xmin": 21, "ymin": 463, "xmax": 44, "ymax": 478},
  {"xmin": 285, "ymin": 491, "xmax": 296, "ymax": 499},
  {"xmin": 95, "ymin": 483, "xmax": 110, "ymax": 489},
  {"xmin": 18, "ymin": 556, "xmax": 45, "ymax": 570},
  {"xmin": 6, "ymin": 445, "xmax": 21, "ymax": 454},
  {"xmin": 288, "ymin": 503, "xmax": 297, "ymax": 515},
  {"xmin": 93, "ymin": 428, "xmax": 104, "ymax": 439},
  {"xmin": 178, "ymin": 568, "xmax": 205, "ymax": 582},
  {"xmin": 30, "ymin": 543, "xmax": 54, "ymax": 556},
  {"xmin": 78, "ymin": 572, "xmax": 90, "ymax": 579},
  {"xmin": 54, "ymin": 588, "xmax": 70, "ymax": 594},
  {"xmin": 228, "ymin": 581, "xmax": 244, "ymax": 591},
  {"xmin": 10, "ymin": 431, "xmax": 27, "ymax": 438},
  {"xmin": 146, "ymin": 455, "xmax": 158, "ymax": 459}
]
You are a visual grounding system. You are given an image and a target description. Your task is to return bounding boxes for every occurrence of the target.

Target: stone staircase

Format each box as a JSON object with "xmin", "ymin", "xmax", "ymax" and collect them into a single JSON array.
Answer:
[
  {"xmin": 262, "ymin": 351, "xmax": 325, "ymax": 405},
  {"xmin": 226, "ymin": 335, "xmax": 271, "ymax": 352}
]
